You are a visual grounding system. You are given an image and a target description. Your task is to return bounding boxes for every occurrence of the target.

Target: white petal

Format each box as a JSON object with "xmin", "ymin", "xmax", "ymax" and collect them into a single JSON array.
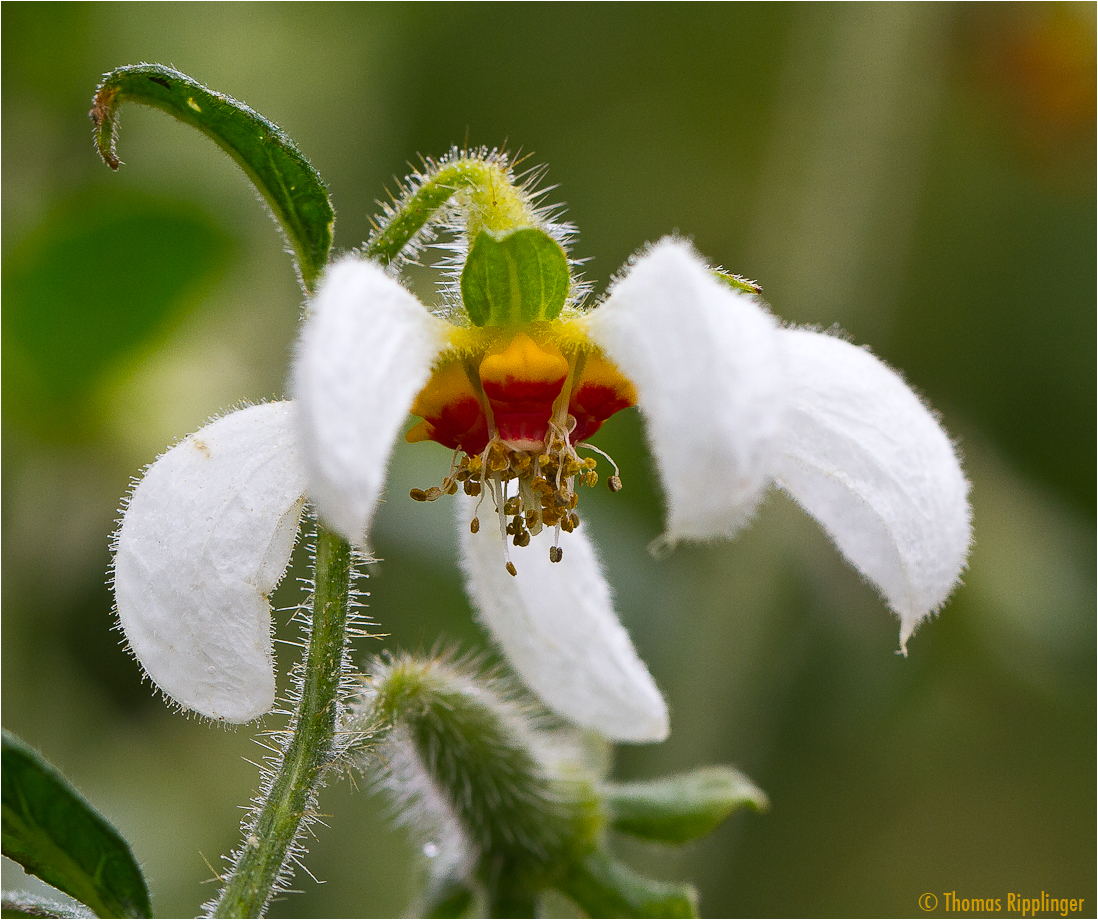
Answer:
[
  {"xmin": 292, "ymin": 256, "xmax": 451, "ymax": 545},
  {"xmin": 456, "ymin": 498, "xmax": 668, "ymax": 742},
  {"xmin": 774, "ymin": 329, "xmax": 971, "ymax": 649},
  {"xmin": 585, "ymin": 238, "xmax": 786, "ymax": 543},
  {"xmin": 114, "ymin": 402, "xmax": 307, "ymax": 722}
]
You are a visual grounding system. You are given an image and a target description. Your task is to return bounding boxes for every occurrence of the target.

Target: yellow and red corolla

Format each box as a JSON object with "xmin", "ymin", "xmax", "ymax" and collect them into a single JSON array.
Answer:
[{"xmin": 114, "ymin": 184, "xmax": 971, "ymax": 744}]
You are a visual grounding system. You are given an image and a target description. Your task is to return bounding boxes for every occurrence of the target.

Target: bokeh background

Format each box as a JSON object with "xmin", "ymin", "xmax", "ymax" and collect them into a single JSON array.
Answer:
[{"xmin": 3, "ymin": 3, "xmax": 1094, "ymax": 917}]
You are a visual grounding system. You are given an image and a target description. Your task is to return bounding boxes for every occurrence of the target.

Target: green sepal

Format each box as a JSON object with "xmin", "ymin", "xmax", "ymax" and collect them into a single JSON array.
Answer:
[
  {"xmin": 90, "ymin": 63, "xmax": 333, "ymax": 292},
  {"xmin": 603, "ymin": 766, "xmax": 768, "ymax": 845},
  {"xmin": 712, "ymin": 269, "xmax": 762, "ymax": 296},
  {"xmin": 1, "ymin": 730, "xmax": 152, "ymax": 919},
  {"xmin": 460, "ymin": 227, "xmax": 570, "ymax": 326},
  {"xmin": 556, "ymin": 850, "xmax": 698, "ymax": 919}
]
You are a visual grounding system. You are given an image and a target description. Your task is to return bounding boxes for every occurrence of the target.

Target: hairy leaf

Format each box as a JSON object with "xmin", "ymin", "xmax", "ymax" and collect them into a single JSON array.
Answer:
[
  {"xmin": 2, "ymin": 731, "xmax": 151, "ymax": 919},
  {"xmin": 91, "ymin": 63, "xmax": 332, "ymax": 290}
]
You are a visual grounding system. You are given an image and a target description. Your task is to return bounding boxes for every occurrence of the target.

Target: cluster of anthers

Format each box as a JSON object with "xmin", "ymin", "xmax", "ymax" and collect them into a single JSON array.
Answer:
[
  {"xmin": 406, "ymin": 332, "xmax": 632, "ymax": 576},
  {"xmin": 412, "ymin": 423, "xmax": 623, "ymax": 574}
]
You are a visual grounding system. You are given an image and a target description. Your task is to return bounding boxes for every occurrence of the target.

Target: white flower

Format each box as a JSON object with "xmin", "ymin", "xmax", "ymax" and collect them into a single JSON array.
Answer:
[{"xmin": 113, "ymin": 238, "xmax": 970, "ymax": 741}]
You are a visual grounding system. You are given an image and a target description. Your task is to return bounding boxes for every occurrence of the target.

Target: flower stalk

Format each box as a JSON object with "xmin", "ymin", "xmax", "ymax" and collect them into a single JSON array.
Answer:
[
  {"xmin": 211, "ymin": 526, "xmax": 353, "ymax": 918},
  {"xmin": 365, "ymin": 154, "xmax": 539, "ymax": 267}
]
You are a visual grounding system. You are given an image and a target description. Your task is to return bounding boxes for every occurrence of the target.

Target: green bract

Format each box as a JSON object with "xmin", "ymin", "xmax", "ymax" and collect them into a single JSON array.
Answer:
[
  {"xmin": 460, "ymin": 227, "xmax": 571, "ymax": 326},
  {"xmin": 604, "ymin": 766, "xmax": 769, "ymax": 845}
]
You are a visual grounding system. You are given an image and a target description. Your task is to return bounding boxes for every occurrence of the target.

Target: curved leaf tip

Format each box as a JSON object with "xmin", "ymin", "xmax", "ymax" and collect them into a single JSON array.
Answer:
[{"xmin": 89, "ymin": 63, "xmax": 334, "ymax": 291}]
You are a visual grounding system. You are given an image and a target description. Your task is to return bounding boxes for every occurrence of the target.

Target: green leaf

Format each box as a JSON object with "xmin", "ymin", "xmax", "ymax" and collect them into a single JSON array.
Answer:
[
  {"xmin": 90, "ymin": 63, "xmax": 333, "ymax": 291},
  {"xmin": 556, "ymin": 850, "xmax": 698, "ymax": 919},
  {"xmin": 603, "ymin": 765, "xmax": 768, "ymax": 845},
  {"xmin": 460, "ymin": 227, "xmax": 570, "ymax": 326},
  {"xmin": 2, "ymin": 730, "xmax": 152, "ymax": 919},
  {"xmin": 1, "ymin": 891, "xmax": 96, "ymax": 919},
  {"xmin": 2, "ymin": 189, "xmax": 231, "ymax": 440}
]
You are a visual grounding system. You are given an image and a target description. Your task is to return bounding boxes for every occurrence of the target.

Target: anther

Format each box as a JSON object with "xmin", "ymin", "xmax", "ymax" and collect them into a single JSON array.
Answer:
[
  {"xmin": 444, "ymin": 480, "xmax": 458, "ymax": 495},
  {"xmin": 548, "ymin": 546, "xmax": 563, "ymax": 563},
  {"xmin": 608, "ymin": 475, "xmax": 623, "ymax": 493},
  {"xmin": 470, "ymin": 517, "xmax": 480, "ymax": 534},
  {"xmin": 585, "ymin": 470, "xmax": 598, "ymax": 488},
  {"xmin": 410, "ymin": 488, "xmax": 428, "ymax": 502},
  {"xmin": 463, "ymin": 480, "xmax": 482, "ymax": 496},
  {"xmin": 504, "ymin": 496, "xmax": 521, "ymax": 516},
  {"xmin": 513, "ymin": 531, "xmax": 531, "ymax": 547},
  {"xmin": 506, "ymin": 562, "xmax": 518, "ymax": 577},
  {"xmin": 424, "ymin": 486, "xmax": 444, "ymax": 501}
]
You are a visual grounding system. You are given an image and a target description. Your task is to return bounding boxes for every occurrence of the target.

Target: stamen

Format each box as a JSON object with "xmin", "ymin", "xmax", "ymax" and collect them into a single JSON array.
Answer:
[
  {"xmin": 412, "ymin": 416, "xmax": 627, "ymax": 570},
  {"xmin": 578, "ymin": 441, "xmax": 622, "ymax": 482}
]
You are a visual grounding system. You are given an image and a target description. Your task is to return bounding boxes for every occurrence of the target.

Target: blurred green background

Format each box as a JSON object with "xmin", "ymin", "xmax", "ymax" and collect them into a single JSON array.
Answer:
[{"xmin": 3, "ymin": 3, "xmax": 1094, "ymax": 917}]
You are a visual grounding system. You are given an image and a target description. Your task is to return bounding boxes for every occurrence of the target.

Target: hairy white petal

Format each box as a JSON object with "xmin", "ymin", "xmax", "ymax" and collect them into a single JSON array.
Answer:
[
  {"xmin": 456, "ymin": 500, "xmax": 668, "ymax": 743},
  {"xmin": 586, "ymin": 238, "xmax": 786, "ymax": 543},
  {"xmin": 114, "ymin": 402, "xmax": 306, "ymax": 722},
  {"xmin": 774, "ymin": 329, "xmax": 971, "ymax": 649},
  {"xmin": 292, "ymin": 256, "xmax": 450, "ymax": 545}
]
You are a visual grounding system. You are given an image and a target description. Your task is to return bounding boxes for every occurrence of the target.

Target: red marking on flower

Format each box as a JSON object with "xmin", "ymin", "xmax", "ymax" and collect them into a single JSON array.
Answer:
[
  {"xmin": 409, "ymin": 396, "xmax": 490, "ymax": 455},
  {"xmin": 482, "ymin": 375, "xmax": 567, "ymax": 451},
  {"xmin": 568, "ymin": 353, "xmax": 636, "ymax": 442},
  {"xmin": 569, "ymin": 383, "xmax": 635, "ymax": 443},
  {"xmin": 479, "ymin": 333, "xmax": 569, "ymax": 451}
]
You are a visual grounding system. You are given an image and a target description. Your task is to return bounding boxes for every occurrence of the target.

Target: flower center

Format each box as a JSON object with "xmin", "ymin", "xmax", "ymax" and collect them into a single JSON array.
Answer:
[{"xmin": 406, "ymin": 329, "xmax": 634, "ymax": 573}]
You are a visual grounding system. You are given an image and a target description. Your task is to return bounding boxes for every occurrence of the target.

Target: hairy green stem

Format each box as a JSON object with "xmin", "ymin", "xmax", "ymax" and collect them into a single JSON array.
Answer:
[
  {"xmin": 212, "ymin": 526, "xmax": 352, "ymax": 918},
  {"xmin": 367, "ymin": 157, "xmax": 532, "ymax": 266}
]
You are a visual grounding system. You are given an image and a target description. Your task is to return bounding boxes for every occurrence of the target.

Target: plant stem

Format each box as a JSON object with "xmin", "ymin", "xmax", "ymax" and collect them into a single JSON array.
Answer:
[
  {"xmin": 212, "ymin": 526, "xmax": 352, "ymax": 918},
  {"xmin": 367, "ymin": 157, "xmax": 531, "ymax": 266}
]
